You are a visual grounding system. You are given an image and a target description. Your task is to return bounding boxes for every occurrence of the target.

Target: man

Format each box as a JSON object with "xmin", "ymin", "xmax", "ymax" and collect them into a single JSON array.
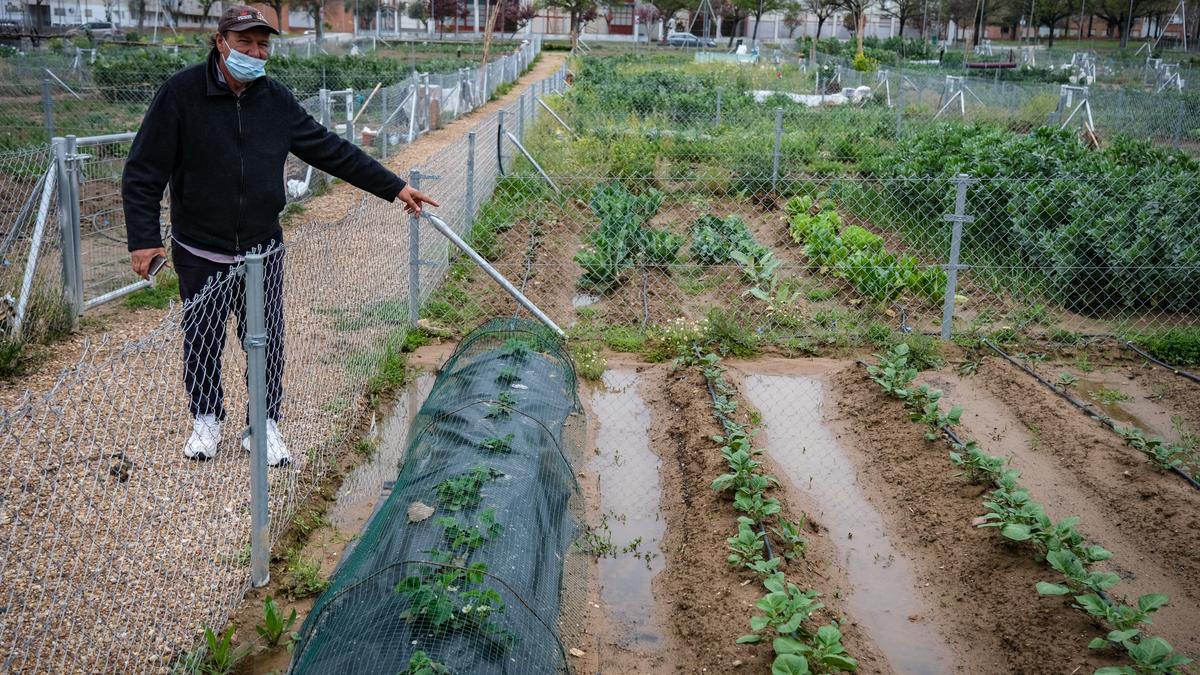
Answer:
[{"xmin": 122, "ymin": 5, "xmax": 437, "ymax": 467}]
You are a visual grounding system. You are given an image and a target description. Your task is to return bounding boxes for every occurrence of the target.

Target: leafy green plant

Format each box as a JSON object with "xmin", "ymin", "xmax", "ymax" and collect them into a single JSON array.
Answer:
[
  {"xmin": 496, "ymin": 365, "xmax": 521, "ymax": 385},
  {"xmin": 400, "ymin": 650, "xmax": 451, "ymax": 675},
  {"xmin": 771, "ymin": 517, "xmax": 808, "ymax": 561},
  {"xmin": 437, "ymin": 508, "xmax": 503, "ymax": 557},
  {"xmin": 435, "ymin": 466, "xmax": 504, "ymax": 512},
  {"xmin": 1114, "ymin": 426, "xmax": 1191, "ymax": 472},
  {"xmin": 479, "ymin": 433, "xmax": 515, "ymax": 454},
  {"xmin": 486, "ymin": 392, "xmax": 518, "ymax": 419},
  {"xmin": 1090, "ymin": 387, "xmax": 1131, "ymax": 405},
  {"xmin": 727, "ymin": 516, "xmax": 769, "ymax": 569},
  {"xmin": 690, "ymin": 214, "xmax": 767, "ymax": 265},
  {"xmin": 575, "ymin": 181, "xmax": 680, "ymax": 291},
  {"xmin": 255, "ymin": 596, "xmax": 298, "ymax": 647},
  {"xmin": 202, "ymin": 625, "xmax": 251, "ymax": 675},
  {"xmin": 396, "ymin": 558, "xmax": 512, "ymax": 647}
]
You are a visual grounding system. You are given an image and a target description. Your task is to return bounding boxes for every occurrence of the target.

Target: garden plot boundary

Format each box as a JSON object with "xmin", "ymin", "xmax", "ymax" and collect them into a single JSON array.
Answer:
[{"xmin": 0, "ymin": 60, "xmax": 567, "ymax": 673}]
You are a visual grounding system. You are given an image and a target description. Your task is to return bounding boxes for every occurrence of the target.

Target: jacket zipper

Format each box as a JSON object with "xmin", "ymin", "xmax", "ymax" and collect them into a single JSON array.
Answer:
[{"xmin": 235, "ymin": 96, "xmax": 244, "ymax": 252}]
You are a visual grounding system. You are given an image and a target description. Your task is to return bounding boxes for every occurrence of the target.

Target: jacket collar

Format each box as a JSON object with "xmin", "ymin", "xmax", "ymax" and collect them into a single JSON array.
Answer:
[{"xmin": 205, "ymin": 48, "xmax": 263, "ymax": 97}]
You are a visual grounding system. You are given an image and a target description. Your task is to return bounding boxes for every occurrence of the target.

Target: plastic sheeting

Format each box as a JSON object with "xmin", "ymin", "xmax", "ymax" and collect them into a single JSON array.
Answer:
[{"xmin": 291, "ymin": 319, "xmax": 582, "ymax": 674}]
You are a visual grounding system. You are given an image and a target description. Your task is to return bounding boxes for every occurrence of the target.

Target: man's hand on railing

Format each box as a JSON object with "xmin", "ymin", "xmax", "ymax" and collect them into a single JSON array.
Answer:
[
  {"xmin": 131, "ymin": 247, "xmax": 167, "ymax": 280},
  {"xmin": 398, "ymin": 184, "xmax": 439, "ymax": 216}
]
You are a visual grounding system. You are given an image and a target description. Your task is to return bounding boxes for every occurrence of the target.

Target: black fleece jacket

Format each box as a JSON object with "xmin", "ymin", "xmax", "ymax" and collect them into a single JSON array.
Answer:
[{"xmin": 122, "ymin": 50, "xmax": 406, "ymax": 255}]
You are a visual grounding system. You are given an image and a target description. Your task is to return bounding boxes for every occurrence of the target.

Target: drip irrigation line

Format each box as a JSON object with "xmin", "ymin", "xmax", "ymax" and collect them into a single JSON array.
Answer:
[
  {"xmin": 984, "ymin": 340, "xmax": 1200, "ymax": 491},
  {"xmin": 694, "ymin": 346, "xmax": 776, "ymax": 561},
  {"xmin": 299, "ymin": 559, "xmax": 568, "ymax": 667},
  {"xmin": 1123, "ymin": 341, "xmax": 1200, "ymax": 385},
  {"xmin": 854, "ymin": 360, "xmax": 1118, "ymax": 608}
]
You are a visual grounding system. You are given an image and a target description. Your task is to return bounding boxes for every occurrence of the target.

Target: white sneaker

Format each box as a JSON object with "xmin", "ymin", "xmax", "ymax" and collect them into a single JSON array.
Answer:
[
  {"xmin": 242, "ymin": 419, "xmax": 292, "ymax": 467},
  {"xmin": 183, "ymin": 414, "xmax": 222, "ymax": 461}
]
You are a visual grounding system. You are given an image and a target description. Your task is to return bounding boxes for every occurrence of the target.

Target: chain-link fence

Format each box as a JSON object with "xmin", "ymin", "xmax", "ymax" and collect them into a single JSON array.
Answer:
[
  {"xmin": 3, "ymin": 46, "xmax": 1200, "ymax": 673},
  {"xmin": 0, "ymin": 58, "xmax": 567, "ymax": 673},
  {"xmin": 0, "ymin": 37, "xmax": 544, "ymax": 326}
]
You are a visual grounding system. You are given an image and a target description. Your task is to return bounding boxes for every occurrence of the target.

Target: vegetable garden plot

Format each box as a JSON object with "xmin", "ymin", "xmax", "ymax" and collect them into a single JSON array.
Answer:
[{"xmin": 290, "ymin": 319, "xmax": 585, "ymax": 674}]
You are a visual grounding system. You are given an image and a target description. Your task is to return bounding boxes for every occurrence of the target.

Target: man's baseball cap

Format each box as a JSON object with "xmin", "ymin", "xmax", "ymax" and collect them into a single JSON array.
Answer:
[{"xmin": 217, "ymin": 5, "xmax": 280, "ymax": 34}]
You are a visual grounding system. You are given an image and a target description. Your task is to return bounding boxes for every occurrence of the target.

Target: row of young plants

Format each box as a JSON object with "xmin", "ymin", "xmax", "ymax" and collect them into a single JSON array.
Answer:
[
  {"xmin": 693, "ymin": 350, "xmax": 858, "ymax": 674},
  {"xmin": 574, "ymin": 181, "xmax": 683, "ymax": 292},
  {"xmin": 786, "ymin": 196, "xmax": 946, "ymax": 305},
  {"xmin": 865, "ymin": 343, "xmax": 1191, "ymax": 674},
  {"xmin": 393, "ymin": 337, "xmax": 539, "ymax": 671}
]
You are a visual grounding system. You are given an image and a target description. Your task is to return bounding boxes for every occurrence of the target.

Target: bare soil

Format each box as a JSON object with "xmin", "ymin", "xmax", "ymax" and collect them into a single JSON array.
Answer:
[{"xmin": 831, "ymin": 364, "xmax": 1127, "ymax": 674}]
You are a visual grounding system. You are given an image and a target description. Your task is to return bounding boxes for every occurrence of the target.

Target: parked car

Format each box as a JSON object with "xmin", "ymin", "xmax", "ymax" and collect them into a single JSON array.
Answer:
[
  {"xmin": 665, "ymin": 32, "xmax": 715, "ymax": 48},
  {"xmin": 64, "ymin": 22, "xmax": 123, "ymax": 39}
]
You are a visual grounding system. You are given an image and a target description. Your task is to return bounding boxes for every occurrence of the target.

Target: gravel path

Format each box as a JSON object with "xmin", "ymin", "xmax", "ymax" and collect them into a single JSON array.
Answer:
[{"xmin": 0, "ymin": 51, "xmax": 567, "ymax": 674}]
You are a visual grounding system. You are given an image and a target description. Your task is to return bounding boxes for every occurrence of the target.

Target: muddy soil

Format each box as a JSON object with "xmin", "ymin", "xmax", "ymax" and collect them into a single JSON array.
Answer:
[
  {"xmin": 643, "ymin": 362, "xmax": 892, "ymax": 673},
  {"xmin": 972, "ymin": 357, "xmax": 1200, "ymax": 634},
  {"xmin": 831, "ymin": 365, "xmax": 1126, "ymax": 674}
]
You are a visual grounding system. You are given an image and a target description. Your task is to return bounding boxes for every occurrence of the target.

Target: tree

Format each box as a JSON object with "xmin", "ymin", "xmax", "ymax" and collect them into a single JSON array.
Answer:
[
  {"xmin": 649, "ymin": 0, "xmax": 692, "ymax": 35},
  {"xmin": 749, "ymin": 0, "xmax": 785, "ymax": 40},
  {"xmin": 198, "ymin": 0, "xmax": 219, "ymax": 28},
  {"xmin": 719, "ymin": 0, "xmax": 753, "ymax": 45},
  {"xmin": 880, "ymin": 0, "xmax": 922, "ymax": 36},
  {"xmin": 539, "ymin": 0, "xmax": 602, "ymax": 45},
  {"xmin": 296, "ymin": 0, "xmax": 329, "ymax": 42},
  {"xmin": 804, "ymin": 0, "xmax": 839, "ymax": 39},
  {"xmin": 782, "ymin": 0, "xmax": 803, "ymax": 35},
  {"xmin": 1093, "ymin": 0, "xmax": 1159, "ymax": 46},
  {"xmin": 942, "ymin": 0, "xmax": 974, "ymax": 41},
  {"xmin": 126, "ymin": 0, "xmax": 147, "ymax": 31},
  {"xmin": 407, "ymin": 0, "xmax": 429, "ymax": 28},
  {"xmin": 345, "ymin": 0, "xmax": 383, "ymax": 28},
  {"xmin": 1034, "ymin": 0, "xmax": 1074, "ymax": 46},
  {"xmin": 839, "ymin": 0, "xmax": 874, "ymax": 53}
]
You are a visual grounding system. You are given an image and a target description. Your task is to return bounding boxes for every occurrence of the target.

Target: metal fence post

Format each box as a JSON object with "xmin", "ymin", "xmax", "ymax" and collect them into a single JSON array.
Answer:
[
  {"xmin": 497, "ymin": 110, "xmax": 506, "ymax": 173},
  {"xmin": 42, "ymin": 78, "xmax": 54, "ymax": 140},
  {"xmin": 518, "ymin": 91, "xmax": 526, "ymax": 142},
  {"xmin": 319, "ymin": 88, "xmax": 330, "ymax": 128},
  {"xmin": 716, "ymin": 87, "xmax": 723, "ymax": 126},
  {"xmin": 380, "ymin": 87, "xmax": 389, "ymax": 159},
  {"xmin": 343, "ymin": 92, "xmax": 354, "ymax": 143},
  {"xmin": 243, "ymin": 252, "xmax": 270, "ymax": 589},
  {"xmin": 53, "ymin": 137, "xmax": 83, "ymax": 322},
  {"xmin": 940, "ymin": 173, "xmax": 975, "ymax": 341},
  {"xmin": 1172, "ymin": 95, "xmax": 1185, "ymax": 149},
  {"xmin": 894, "ymin": 78, "xmax": 904, "ymax": 139},
  {"xmin": 408, "ymin": 169, "xmax": 422, "ymax": 325},
  {"xmin": 771, "ymin": 107, "xmax": 783, "ymax": 193},
  {"xmin": 466, "ymin": 131, "xmax": 476, "ymax": 228}
]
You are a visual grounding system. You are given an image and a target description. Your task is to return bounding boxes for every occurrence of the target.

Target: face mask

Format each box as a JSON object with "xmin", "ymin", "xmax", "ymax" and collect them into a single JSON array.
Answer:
[{"xmin": 221, "ymin": 41, "xmax": 267, "ymax": 82}]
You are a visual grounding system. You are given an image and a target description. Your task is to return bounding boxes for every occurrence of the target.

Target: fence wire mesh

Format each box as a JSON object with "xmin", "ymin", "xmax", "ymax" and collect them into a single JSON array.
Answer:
[{"xmin": 3, "ymin": 42, "xmax": 1200, "ymax": 674}]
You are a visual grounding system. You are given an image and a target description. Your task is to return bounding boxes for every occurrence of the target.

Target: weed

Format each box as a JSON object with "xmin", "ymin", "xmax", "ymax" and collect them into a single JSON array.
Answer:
[
  {"xmin": 283, "ymin": 549, "xmax": 329, "ymax": 598},
  {"xmin": 1171, "ymin": 416, "xmax": 1198, "ymax": 452},
  {"xmin": 1049, "ymin": 328, "xmax": 1081, "ymax": 345},
  {"xmin": 170, "ymin": 625, "xmax": 250, "ymax": 675},
  {"xmin": 702, "ymin": 308, "xmax": 759, "ymax": 357},
  {"xmin": 807, "ymin": 286, "xmax": 835, "ymax": 301},
  {"xmin": 123, "ymin": 270, "xmax": 180, "ymax": 310},
  {"xmin": 1058, "ymin": 372, "xmax": 1080, "ymax": 389},
  {"xmin": 771, "ymin": 516, "xmax": 808, "ymax": 560},
  {"xmin": 1090, "ymin": 387, "xmax": 1131, "ymax": 406},
  {"xmin": 602, "ymin": 325, "xmax": 647, "ymax": 352},
  {"xmin": 435, "ymin": 466, "xmax": 504, "ymax": 511},
  {"xmin": 293, "ymin": 508, "xmax": 329, "ymax": 536},
  {"xmin": 354, "ymin": 437, "xmax": 377, "ymax": 458},
  {"xmin": 1010, "ymin": 304, "xmax": 1049, "ymax": 330},
  {"xmin": 865, "ymin": 322, "xmax": 892, "ymax": 347},
  {"xmin": 572, "ymin": 345, "xmax": 606, "ymax": 381},
  {"xmin": 255, "ymin": 596, "xmax": 298, "ymax": 647},
  {"xmin": 1074, "ymin": 352, "xmax": 1096, "ymax": 373},
  {"xmin": 1129, "ymin": 327, "xmax": 1200, "ymax": 367}
]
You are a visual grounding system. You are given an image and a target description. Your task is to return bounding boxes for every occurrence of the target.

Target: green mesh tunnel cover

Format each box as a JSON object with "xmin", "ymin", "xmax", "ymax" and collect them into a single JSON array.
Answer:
[{"xmin": 290, "ymin": 319, "xmax": 582, "ymax": 674}]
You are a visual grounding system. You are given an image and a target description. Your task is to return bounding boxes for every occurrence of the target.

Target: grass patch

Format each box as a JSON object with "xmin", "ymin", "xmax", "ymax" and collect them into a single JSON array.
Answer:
[
  {"xmin": 123, "ymin": 271, "xmax": 180, "ymax": 310},
  {"xmin": 282, "ymin": 548, "xmax": 329, "ymax": 599},
  {"xmin": 603, "ymin": 325, "xmax": 647, "ymax": 352},
  {"xmin": 572, "ymin": 344, "xmax": 606, "ymax": 381},
  {"xmin": 1090, "ymin": 387, "xmax": 1131, "ymax": 405},
  {"xmin": 1130, "ymin": 327, "xmax": 1200, "ymax": 367},
  {"xmin": 354, "ymin": 437, "xmax": 377, "ymax": 458},
  {"xmin": 806, "ymin": 286, "xmax": 835, "ymax": 301}
]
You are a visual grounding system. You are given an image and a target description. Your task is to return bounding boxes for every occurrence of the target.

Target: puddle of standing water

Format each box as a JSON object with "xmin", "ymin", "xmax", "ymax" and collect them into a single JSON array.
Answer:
[
  {"xmin": 744, "ymin": 374, "xmax": 953, "ymax": 675},
  {"xmin": 1072, "ymin": 378, "xmax": 1156, "ymax": 432},
  {"xmin": 589, "ymin": 370, "xmax": 666, "ymax": 648},
  {"xmin": 327, "ymin": 373, "xmax": 436, "ymax": 532}
]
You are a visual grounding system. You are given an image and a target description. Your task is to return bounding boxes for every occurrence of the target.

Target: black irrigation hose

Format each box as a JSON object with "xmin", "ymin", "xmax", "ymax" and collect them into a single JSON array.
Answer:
[
  {"xmin": 1123, "ymin": 341, "xmax": 1200, "ymax": 385},
  {"xmin": 853, "ymin": 360, "xmax": 1118, "ymax": 608},
  {"xmin": 695, "ymin": 348, "xmax": 776, "ymax": 561},
  {"xmin": 984, "ymin": 340, "xmax": 1200, "ymax": 492}
]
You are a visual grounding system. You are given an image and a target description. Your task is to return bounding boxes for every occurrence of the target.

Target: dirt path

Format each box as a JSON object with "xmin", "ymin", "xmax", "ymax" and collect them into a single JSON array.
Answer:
[
  {"xmin": 0, "ymin": 56, "xmax": 568, "ymax": 673},
  {"xmin": 0, "ymin": 51, "xmax": 568, "ymax": 409}
]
